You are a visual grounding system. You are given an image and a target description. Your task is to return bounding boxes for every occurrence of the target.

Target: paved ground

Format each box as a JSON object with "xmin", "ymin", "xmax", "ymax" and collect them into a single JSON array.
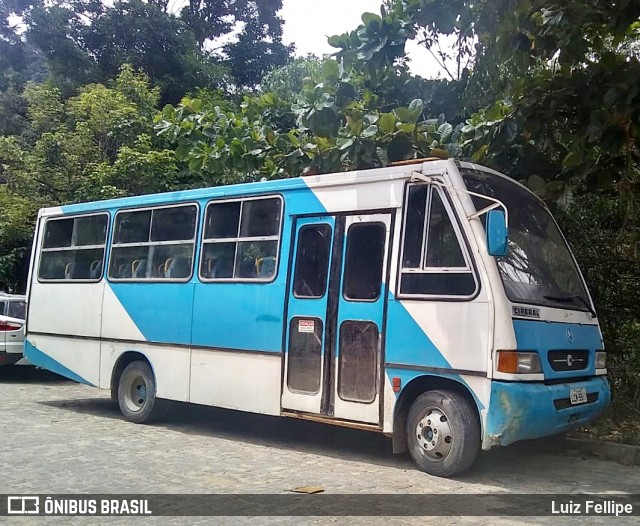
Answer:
[{"xmin": 1, "ymin": 367, "xmax": 638, "ymax": 525}]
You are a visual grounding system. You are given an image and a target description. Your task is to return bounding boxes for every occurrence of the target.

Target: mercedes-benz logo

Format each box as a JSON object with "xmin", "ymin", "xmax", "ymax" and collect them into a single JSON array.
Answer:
[{"xmin": 566, "ymin": 329, "xmax": 574, "ymax": 343}]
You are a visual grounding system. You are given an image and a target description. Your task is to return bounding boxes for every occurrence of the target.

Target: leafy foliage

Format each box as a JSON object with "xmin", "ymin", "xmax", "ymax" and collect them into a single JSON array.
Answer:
[
  {"xmin": 154, "ymin": 7, "xmax": 467, "ymax": 182},
  {"xmin": 0, "ymin": 186, "xmax": 38, "ymax": 292},
  {"xmin": 0, "ymin": 66, "xmax": 176, "ymax": 289},
  {"xmin": 219, "ymin": 0, "xmax": 293, "ymax": 87},
  {"xmin": 260, "ymin": 56, "xmax": 323, "ymax": 103},
  {"xmin": 559, "ymin": 195, "xmax": 640, "ymax": 416},
  {"xmin": 11, "ymin": 0, "xmax": 291, "ymax": 103},
  {"xmin": 25, "ymin": 0, "xmax": 229, "ymax": 104},
  {"xmin": 156, "ymin": 88, "xmax": 460, "ymax": 182}
]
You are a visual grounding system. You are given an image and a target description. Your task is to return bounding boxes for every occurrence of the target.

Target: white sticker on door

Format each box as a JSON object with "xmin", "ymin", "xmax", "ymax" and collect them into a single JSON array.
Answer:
[{"xmin": 298, "ymin": 319, "xmax": 315, "ymax": 333}]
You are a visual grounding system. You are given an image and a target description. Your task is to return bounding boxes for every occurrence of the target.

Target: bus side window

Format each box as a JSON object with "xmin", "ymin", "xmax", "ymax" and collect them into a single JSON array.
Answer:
[
  {"xmin": 402, "ymin": 185, "xmax": 428, "ymax": 268},
  {"xmin": 40, "ymin": 258, "xmax": 66, "ymax": 280},
  {"xmin": 200, "ymin": 244, "xmax": 234, "ymax": 279},
  {"xmin": 399, "ymin": 185, "xmax": 476, "ymax": 297},
  {"xmin": 343, "ymin": 222, "xmax": 385, "ymax": 301},
  {"xmin": 109, "ymin": 205, "xmax": 197, "ymax": 282},
  {"xmin": 132, "ymin": 259, "xmax": 148, "ymax": 279},
  {"xmin": 200, "ymin": 258, "xmax": 216, "ymax": 278},
  {"xmin": 425, "ymin": 191, "xmax": 466, "ymax": 268},
  {"xmin": 39, "ymin": 214, "xmax": 108, "ymax": 282},
  {"xmin": 200, "ymin": 196, "xmax": 282, "ymax": 281},
  {"xmin": 293, "ymin": 224, "xmax": 331, "ymax": 298},
  {"xmin": 119, "ymin": 262, "xmax": 133, "ymax": 278},
  {"xmin": 237, "ymin": 260, "xmax": 256, "ymax": 278}
]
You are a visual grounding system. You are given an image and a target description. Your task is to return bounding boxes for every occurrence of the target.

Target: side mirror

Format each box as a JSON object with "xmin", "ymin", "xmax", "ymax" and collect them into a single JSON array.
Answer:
[{"xmin": 486, "ymin": 209, "xmax": 508, "ymax": 257}]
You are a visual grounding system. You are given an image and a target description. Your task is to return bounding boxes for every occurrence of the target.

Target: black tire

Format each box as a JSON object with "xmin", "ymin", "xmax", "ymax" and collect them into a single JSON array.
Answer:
[
  {"xmin": 406, "ymin": 389, "xmax": 480, "ymax": 477},
  {"xmin": 117, "ymin": 361, "xmax": 163, "ymax": 424}
]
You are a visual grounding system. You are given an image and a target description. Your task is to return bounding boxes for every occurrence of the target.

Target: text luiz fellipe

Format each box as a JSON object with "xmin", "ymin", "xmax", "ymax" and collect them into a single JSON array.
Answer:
[{"xmin": 552, "ymin": 499, "xmax": 633, "ymax": 517}]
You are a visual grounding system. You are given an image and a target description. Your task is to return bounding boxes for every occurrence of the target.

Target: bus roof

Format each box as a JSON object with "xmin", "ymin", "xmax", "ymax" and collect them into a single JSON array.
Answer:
[{"xmin": 39, "ymin": 159, "xmax": 454, "ymax": 217}]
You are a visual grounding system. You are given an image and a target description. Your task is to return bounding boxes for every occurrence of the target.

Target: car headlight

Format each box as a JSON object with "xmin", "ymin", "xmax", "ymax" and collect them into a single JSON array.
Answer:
[{"xmin": 595, "ymin": 351, "xmax": 607, "ymax": 369}]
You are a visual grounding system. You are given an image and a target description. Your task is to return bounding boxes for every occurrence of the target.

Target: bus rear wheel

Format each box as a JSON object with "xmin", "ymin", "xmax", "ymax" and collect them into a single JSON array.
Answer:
[
  {"xmin": 117, "ymin": 361, "xmax": 162, "ymax": 424},
  {"xmin": 406, "ymin": 390, "xmax": 480, "ymax": 477}
]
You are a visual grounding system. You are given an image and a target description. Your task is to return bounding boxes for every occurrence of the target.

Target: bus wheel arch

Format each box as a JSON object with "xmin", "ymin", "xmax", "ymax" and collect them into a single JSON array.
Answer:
[
  {"xmin": 392, "ymin": 375, "xmax": 480, "ymax": 457},
  {"xmin": 110, "ymin": 351, "xmax": 150, "ymax": 401},
  {"xmin": 111, "ymin": 352, "xmax": 163, "ymax": 424}
]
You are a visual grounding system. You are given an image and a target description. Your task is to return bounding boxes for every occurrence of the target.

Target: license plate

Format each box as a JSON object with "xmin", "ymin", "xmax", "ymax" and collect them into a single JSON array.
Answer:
[{"xmin": 570, "ymin": 387, "xmax": 588, "ymax": 405}]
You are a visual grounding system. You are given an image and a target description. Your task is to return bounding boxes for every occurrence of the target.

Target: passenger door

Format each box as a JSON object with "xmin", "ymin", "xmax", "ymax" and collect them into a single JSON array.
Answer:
[{"xmin": 281, "ymin": 213, "xmax": 391, "ymax": 425}]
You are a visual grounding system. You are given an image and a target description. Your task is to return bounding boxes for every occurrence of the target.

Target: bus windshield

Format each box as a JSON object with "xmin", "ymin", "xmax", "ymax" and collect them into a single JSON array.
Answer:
[{"xmin": 462, "ymin": 169, "xmax": 590, "ymax": 312}]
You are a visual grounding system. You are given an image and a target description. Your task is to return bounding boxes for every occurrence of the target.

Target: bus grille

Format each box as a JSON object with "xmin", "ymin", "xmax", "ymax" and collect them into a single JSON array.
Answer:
[
  {"xmin": 548, "ymin": 350, "xmax": 589, "ymax": 371},
  {"xmin": 553, "ymin": 392, "xmax": 599, "ymax": 410}
]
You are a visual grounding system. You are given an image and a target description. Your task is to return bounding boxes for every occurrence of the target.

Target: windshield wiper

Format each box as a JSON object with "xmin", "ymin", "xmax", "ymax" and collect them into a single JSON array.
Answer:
[{"xmin": 543, "ymin": 294, "xmax": 596, "ymax": 318}]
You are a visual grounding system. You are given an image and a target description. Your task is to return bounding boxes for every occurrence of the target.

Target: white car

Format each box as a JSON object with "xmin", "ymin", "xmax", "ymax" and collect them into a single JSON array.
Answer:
[{"xmin": 0, "ymin": 293, "xmax": 26, "ymax": 366}]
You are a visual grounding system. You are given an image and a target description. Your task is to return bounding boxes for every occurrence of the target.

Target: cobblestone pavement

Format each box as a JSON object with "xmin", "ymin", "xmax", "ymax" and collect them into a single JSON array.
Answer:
[{"xmin": 1, "ymin": 367, "xmax": 638, "ymax": 526}]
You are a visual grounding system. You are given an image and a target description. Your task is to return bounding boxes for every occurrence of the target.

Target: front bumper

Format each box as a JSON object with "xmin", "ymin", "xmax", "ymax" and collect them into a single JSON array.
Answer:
[{"xmin": 482, "ymin": 376, "xmax": 610, "ymax": 449}]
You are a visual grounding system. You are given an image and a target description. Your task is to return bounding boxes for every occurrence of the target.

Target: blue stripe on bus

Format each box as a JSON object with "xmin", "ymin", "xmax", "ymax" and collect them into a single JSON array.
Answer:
[
  {"xmin": 385, "ymin": 297, "xmax": 451, "ymax": 369},
  {"xmin": 106, "ymin": 183, "xmax": 328, "ymax": 350},
  {"xmin": 512, "ymin": 319, "xmax": 602, "ymax": 379},
  {"xmin": 24, "ymin": 340, "xmax": 94, "ymax": 386},
  {"xmin": 191, "ymin": 280, "xmax": 288, "ymax": 352},
  {"xmin": 108, "ymin": 283, "xmax": 196, "ymax": 345},
  {"xmin": 385, "ymin": 297, "xmax": 486, "ymax": 411}
]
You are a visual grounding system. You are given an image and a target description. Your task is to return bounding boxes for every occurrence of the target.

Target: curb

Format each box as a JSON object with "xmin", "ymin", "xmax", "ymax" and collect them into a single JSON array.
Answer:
[{"xmin": 559, "ymin": 436, "xmax": 640, "ymax": 466}]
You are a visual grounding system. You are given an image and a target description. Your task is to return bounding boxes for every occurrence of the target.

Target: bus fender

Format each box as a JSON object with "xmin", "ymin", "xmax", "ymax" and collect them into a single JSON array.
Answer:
[{"xmin": 391, "ymin": 375, "xmax": 480, "ymax": 454}]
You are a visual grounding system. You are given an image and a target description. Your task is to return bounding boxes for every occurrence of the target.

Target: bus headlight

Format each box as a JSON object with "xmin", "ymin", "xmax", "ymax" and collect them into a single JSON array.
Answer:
[
  {"xmin": 595, "ymin": 351, "xmax": 607, "ymax": 369},
  {"xmin": 497, "ymin": 351, "xmax": 542, "ymax": 374}
]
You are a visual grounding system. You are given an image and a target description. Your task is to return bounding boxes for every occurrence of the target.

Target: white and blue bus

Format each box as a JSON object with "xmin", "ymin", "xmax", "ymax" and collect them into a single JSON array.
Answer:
[{"xmin": 24, "ymin": 159, "xmax": 609, "ymax": 477}]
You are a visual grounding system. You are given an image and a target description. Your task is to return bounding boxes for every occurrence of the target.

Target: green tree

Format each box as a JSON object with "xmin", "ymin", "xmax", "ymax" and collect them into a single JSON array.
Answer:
[
  {"xmin": 0, "ymin": 1, "xmax": 46, "ymax": 137},
  {"xmin": 221, "ymin": 0, "xmax": 293, "ymax": 87},
  {"xmin": 0, "ymin": 0, "xmax": 45, "ymax": 90},
  {"xmin": 366, "ymin": 1, "xmax": 640, "ymax": 199},
  {"xmin": 25, "ymin": 0, "xmax": 228, "ymax": 103},
  {"xmin": 155, "ymin": 6, "xmax": 470, "ymax": 183},
  {"xmin": 23, "ymin": 0, "xmax": 291, "ymax": 101},
  {"xmin": 156, "ymin": 64, "xmax": 460, "ymax": 183},
  {"xmin": 180, "ymin": 0, "xmax": 292, "ymax": 86},
  {"xmin": 0, "ymin": 65, "xmax": 178, "ymax": 291},
  {"xmin": 260, "ymin": 56, "xmax": 323, "ymax": 103},
  {"xmin": 0, "ymin": 187, "xmax": 38, "ymax": 292}
]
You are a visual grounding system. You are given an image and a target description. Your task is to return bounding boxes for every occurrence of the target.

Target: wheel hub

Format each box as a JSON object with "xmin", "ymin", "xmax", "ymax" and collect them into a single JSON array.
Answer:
[
  {"xmin": 125, "ymin": 374, "xmax": 147, "ymax": 412},
  {"xmin": 415, "ymin": 407, "xmax": 453, "ymax": 461}
]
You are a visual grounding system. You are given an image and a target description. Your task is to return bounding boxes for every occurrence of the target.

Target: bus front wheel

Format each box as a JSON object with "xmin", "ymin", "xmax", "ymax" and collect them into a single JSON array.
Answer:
[
  {"xmin": 406, "ymin": 390, "xmax": 480, "ymax": 477},
  {"xmin": 117, "ymin": 361, "xmax": 162, "ymax": 424}
]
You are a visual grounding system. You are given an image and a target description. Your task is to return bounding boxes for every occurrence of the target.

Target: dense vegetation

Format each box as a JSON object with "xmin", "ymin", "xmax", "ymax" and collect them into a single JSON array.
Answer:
[{"xmin": 0, "ymin": 0, "xmax": 638, "ymax": 418}]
